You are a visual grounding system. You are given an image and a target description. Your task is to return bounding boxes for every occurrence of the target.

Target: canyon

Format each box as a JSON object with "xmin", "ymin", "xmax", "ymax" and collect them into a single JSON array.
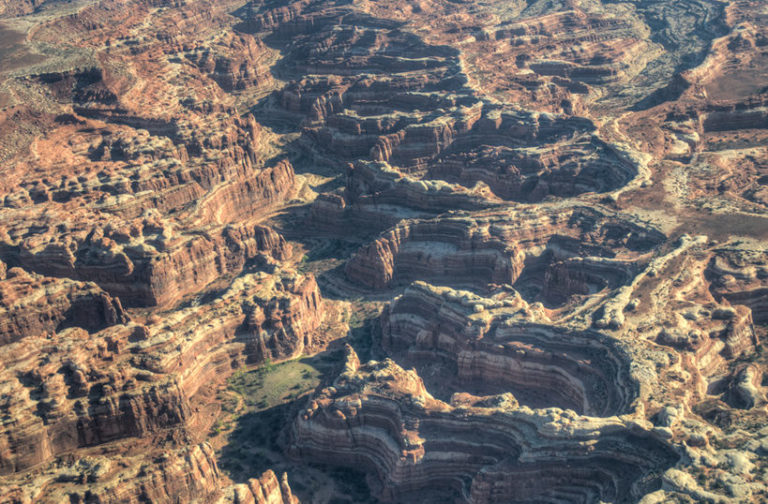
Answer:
[{"xmin": 0, "ymin": 0, "xmax": 766, "ymax": 502}]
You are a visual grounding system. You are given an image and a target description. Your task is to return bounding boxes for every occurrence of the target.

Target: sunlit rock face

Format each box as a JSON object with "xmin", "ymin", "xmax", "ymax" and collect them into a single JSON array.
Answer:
[
  {"xmin": 345, "ymin": 206, "xmax": 663, "ymax": 305},
  {"xmin": 289, "ymin": 345, "xmax": 678, "ymax": 503},
  {"xmin": 380, "ymin": 281, "xmax": 637, "ymax": 416},
  {"xmin": 1, "ymin": 0, "xmax": 767, "ymax": 502},
  {"xmin": 0, "ymin": 264, "xmax": 327, "ymax": 477}
]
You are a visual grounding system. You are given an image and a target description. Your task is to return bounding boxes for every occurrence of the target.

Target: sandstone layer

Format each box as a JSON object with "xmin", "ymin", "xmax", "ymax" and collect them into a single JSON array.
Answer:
[
  {"xmin": 290, "ymin": 345, "xmax": 678, "ymax": 503},
  {"xmin": 1, "ymin": 0, "xmax": 767, "ymax": 502}
]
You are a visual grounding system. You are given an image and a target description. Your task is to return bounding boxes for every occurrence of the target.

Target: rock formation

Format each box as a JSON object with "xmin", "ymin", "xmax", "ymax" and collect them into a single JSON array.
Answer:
[
  {"xmin": 380, "ymin": 282, "xmax": 637, "ymax": 416},
  {"xmin": 2, "ymin": 220, "xmax": 291, "ymax": 307},
  {"xmin": 0, "ymin": 267, "xmax": 127, "ymax": 345},
  {"xmin": 0, "ymin": 441, "xmax": 301, "ymax": 504},
  {"xmin": 0, "ymin": 265, "xmax": 327, "ymax": 483},
  {"xmin": 345, "ymin": 205, "xmax": 663, "ymax": 305},
  {"xmin": 289, "ymin": 345, "xmax": 677, "ymax": 503},
  {"xmin": 708, "ymin": 246, "xmax": 768, "ymax": 324},
  {"xmin": 1, "ymin": 0, "xmax": 767, "ymax": 502}
]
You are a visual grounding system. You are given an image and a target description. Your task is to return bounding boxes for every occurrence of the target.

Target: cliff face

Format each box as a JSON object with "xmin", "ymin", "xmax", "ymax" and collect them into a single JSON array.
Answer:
[
  {"xmin": 2, "ymin": 0, "xmax": 768, "ymax": 501},
  {"xmin": 230, "ymin": 0, "xmax": 647, "ymax": 236},
  {"xmin": 0, "ymin": 11, "xmax": 325, "ymax": 483},
  {"xmin": 0, "ymin": 324, "xmax": 190, "ymax": 474},
  {"xmin": 345, "ymin": 215, "xmax": 526, "ymax": 290},
  {"xmin": 0, "ymin": 266, "xmax": 326, "ymax": 478},
  {"xmin": 380, "ymin": 282, "xmax": 637, "ymax": 416},
  {"xmin": 0, "ymin": 441, "xmax": 301, "ymax": 504},
  {"xmin": 707, "ymin": 248, "xmax": 768, "ymax": 324},
  {"xmin": 344, "ymin": 205, "xmax": 663, "ymax": 307},
  {"xmin": 243, "ymin": 273, "xmax": 324, "ymax": 363},
  {"xmin": 224, "ymin": 470, "xmax": 301, "ymax": 504},
  {"xmin": 0, "ymin": 267, "xmax": 127, "ymax": 345},
  {"xmin": 186, "ymin": 32, "xmax": 276, "ymax": 92},
  {"xmin": 3, "ymin": 178, "xmax": 295, "ymax": 308},
  {"xmin": 289, "ymin": 345, "xmax": 678, "ymax": 503}
]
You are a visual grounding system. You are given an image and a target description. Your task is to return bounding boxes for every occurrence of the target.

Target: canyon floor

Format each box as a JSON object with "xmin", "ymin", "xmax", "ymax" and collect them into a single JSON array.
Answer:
[{"xmin": 0, "ymin": 0, "xmax": 767, "ymax": 503}]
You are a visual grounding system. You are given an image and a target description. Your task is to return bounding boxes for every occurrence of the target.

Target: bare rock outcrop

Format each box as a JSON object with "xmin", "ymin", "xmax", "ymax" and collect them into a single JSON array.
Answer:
[
  {"xmin": 0, "ymin": 442, "xmax": 301, "ymax": 504},
  {"xmin": 0, "ymin": 265, "xmax": 327, "ymax": 475},
  {"xmin": 707, "ymin": 245, "xmax": 768, "ymax": 324},
  {"xmin": 345, "ymin": 206, "xmax": 663, "ymax": 306},
  {"xmin": 289, "ymin": 345, "xmax": 678, "ymax": 503},
  {"xmin": 1, "ymin": 0, "xmax": 767, "ymax": 501},
  {"xmin": 242, "ymin": 271, "xmax": 324, "ymax": 363},
  {"xmin": 2, "ymin": 221, "xmax": 291, "ymax": 308},
  {"xmin": 186, "ymin": 32, "xmax": 276, "ymax": 92},
  {"xmin": 380, "ymin": 282, "xmax": 637, "ymax": 416},
  {"xmin": 0, "ymin": 326, "xmax": 190, "ymax": 474},
  {"xmin": 0, "ymin": 267, "xmax": 127, "ymax": 345},
  {"xmin": 222, "ymin": 470, "xmax": 300, "ymax": 504}
]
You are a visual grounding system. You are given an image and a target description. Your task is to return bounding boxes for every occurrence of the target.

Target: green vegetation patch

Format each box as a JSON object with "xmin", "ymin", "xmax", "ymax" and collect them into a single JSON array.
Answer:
[{"xmin": 227, "ymin": 358, "xmax": 322, "ymax": 412}]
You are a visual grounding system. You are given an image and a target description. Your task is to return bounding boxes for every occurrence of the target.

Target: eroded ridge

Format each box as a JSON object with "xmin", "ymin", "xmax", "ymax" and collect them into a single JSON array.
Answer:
[
  {"xmin": 0, "ymin": 264, "xmax": 329, "ymax": 501},
  {"xmin": 345, "ymin": 205, "xmax": 664, "ymax": 306},
  {"xmin": 290, "ymin": 345, "xmax": 678, "ymax": 503},
  {"xmin": 1, "ymin": 0, "xmax": 768, "ymax": 501},
  {"xmin": 0, "ymin": 265, "xmax": 127, "ymax": 345},
  {"xmin": 235, "ymin": 2, "xmax": 642, "ymax": 221},
  {"xmin": 708, "ymin": 243, "xmax": 768, "ymax": 325},
  {"xmin": 380, "ymin": 281, "xmax": 637, "ymax": 416}
]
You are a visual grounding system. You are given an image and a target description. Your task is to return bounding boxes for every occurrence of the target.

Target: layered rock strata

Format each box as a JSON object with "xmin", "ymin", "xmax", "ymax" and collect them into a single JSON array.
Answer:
[
  {"xmin": 232, "ymin": 2, "xmax": 645, "ymax": 234},
  {"xmin": 289, "ymin": 345, "xmax": 678, "ymax": 503},
  {"xmin": 1, "ymin": 220, "xmax": 291, "ymax": 308},
  {"xmin": 345, "ymin": 205, "xmax": 664, "ymax": 304},
  {"xmin": 0, "ymin": 267, "xmax": 127, "ymax": 345},
  {"xmin": 0, "ymin": 265, "xmax": 326, "ymax": 475},
  {"xmin": 707, "ymin": 246, "xmax": 768, "ymax": 324},
  {"xmin": 1, "ymin": 0, "xmax": 767, "ymax": 501},
  {"xmin": 0, "ymin": 441, "xmax": 300, "ymax": 504},
  {"xmin": 380, "ymin": 282, "xmax": 637, "ymax": 416}
]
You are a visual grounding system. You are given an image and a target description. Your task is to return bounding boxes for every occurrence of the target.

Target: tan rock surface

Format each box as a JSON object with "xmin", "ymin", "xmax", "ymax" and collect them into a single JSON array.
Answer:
[{"xmin": 0, "ymin": 0, "xmax": 767, "ymax": 502}]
